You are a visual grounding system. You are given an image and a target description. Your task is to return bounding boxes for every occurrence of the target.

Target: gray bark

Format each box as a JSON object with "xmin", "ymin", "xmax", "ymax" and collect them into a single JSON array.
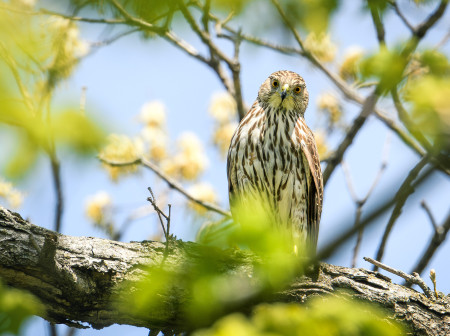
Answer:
[{"xmin": 0, "ymin": 207, "xmax": 449, "ymax": 335}]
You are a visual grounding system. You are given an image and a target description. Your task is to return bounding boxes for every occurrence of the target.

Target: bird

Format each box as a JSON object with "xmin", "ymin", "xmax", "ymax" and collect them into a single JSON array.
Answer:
[{"xmin": 227, "ymin": 70, "xmax": 323, "ymax": 254}]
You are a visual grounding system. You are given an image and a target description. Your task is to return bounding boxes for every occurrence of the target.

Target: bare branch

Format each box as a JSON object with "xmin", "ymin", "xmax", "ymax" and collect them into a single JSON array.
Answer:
[
  {"xmin": 374, "ymin": 156, "xmax": 429, "ymax": 269},
  {"xmin": 39, "ymin": 8, "xmax": 127, "ymax": 24},
  {"xmin": 435, "ymin": 29, "xmax": 450, "ymax": 49},
  {"xmin": 323, "ymin": 92, "xmax": 379, "ymax": 186},
  {"xmin": 414, "ymin": 0, "xmax": 449, "ymax": 39},
  {"xmin": 343, "ymin": 134, "xmax": 390, "ymax": 267},
  {"xmin": 317, "ymin": 166, "xmax": 433, "ymax": 262},
  {"xmin": 163, "ymin": 31, "xmax": 210, "ymax": 64},
  {"xmin": 50, "ymin": 157, "xmax": 64, "ymax": 233},
  {"xmin": 410, "ymin": 211, "xmax": 450, "ymax": 276},
  {"xmin": 368, "ymin": 3, "xmax": 386, "ymax": 45},
  {"xmin": 176, "ymin": 1, "xmax": 234, "ymax": 67},
  {"xmin": 109, "ymin": 0, "xmax": 166, "ymax": 34},
  {"xmin": 421, "ymin": 200, "xmax": 439, "ymax": 233},
  {"xmin": 2, "ymin": 208, "xmax": 449, "ymax": 334},
  {"xmin": 391, "ymin": 88, "xmax": 432, "ymax": 152},
  {"xmin": 146, "ymin": 187, "xmax": 172, "ymax": 254},
  {"xmin": 99, "ymin": 156, "xmax": 231, "ymax": 218},
  {"xmin": 363, "ymin": 257, "xmax": 433, "ymax": 298},
  {"xmin": 387, "ymin": 1, "xmax": 414, "ymax": 33}
]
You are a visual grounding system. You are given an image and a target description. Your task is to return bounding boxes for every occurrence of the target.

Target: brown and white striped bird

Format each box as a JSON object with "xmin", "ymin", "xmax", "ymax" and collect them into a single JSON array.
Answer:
[{"xmin": 227, "ymin": 70, "xmax": 323, "ymax": 254}]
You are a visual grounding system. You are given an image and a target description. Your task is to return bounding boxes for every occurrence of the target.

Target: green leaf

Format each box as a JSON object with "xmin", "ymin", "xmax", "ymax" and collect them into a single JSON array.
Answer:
[
  {"xmin": 360, "ymin": 47, "xmax": 407, "ymax": 94},
  {"xmin": 4, "ymin": 135, "xmax": 39, "ymax": 179},
  {"xmin": 193, "ymin": 295, "xmax": 406, "ymax": 336},
  {"xmin": 51, "ymin": 110, "xmax": 105, "ymax": 153},
  {"xmin": 0, "ymin": 281, "xmax": 42, "ymax": 335},
  {"xmin": 405, "ymin": 75, "xmax": 450, "ymax": 150},
  {"xmin": 419, "ymin": 50, "xmax": 450, "ymax": 77}
]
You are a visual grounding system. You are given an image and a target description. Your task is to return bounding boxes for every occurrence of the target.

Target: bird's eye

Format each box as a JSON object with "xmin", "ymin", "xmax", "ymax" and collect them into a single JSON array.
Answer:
[
  {"xmin": 294, "ymin": 86, "xmax": 301, "ymax": 94},
  {"xmin": 272, "ymin": 80, "xmax": 279, "ymax": 88}
]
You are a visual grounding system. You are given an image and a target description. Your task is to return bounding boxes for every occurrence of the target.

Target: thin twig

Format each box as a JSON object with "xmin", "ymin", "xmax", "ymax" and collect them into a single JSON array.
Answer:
[
  {"xmin": 177, "ymin": 0, "xmax": 234, "ymax": 67},
  {"xmin": 352, "ymin": 207, "xmax": 364, "ymax": 269},
  {"xmin": 410, "ymin": 210, "xmax": 450, "ymax": 277},
  {"xmin": 50, "ymin": 157, "xmax": 64, "ymax": 233},
  {"xmin": 109, "ymin": 0, "xmax": 166, "ymax": 34},
  {"xmin": 387, "ymin": 1, "xmax": 414, "ymax": 33},
  {"xmin": 391, "ymin": 88, "xmax": 432, "ymax": 152},
  {"xmin": 147, "ymin": 187, "xmax": 168, "ymax": 238},
  {"xmin": 435, "ymin": 29, "xmax": 450, "ymax": 49},
  {"xmin": 316, "ymin": 166, "xmax": 434, "ymax": 262},
  {"xmin": 374, "ymin": 156, "xmax": 429, "ymax": 270},
  {"xmin": 368, "ymin": 2, "xmax": 386, "ymax": 45},
  {"xmin": 363, "ymin": 257, "xmax": 433, "ymax": 298},
  {"xmin": 323, "ymin": 92, "xmax": 379, "ymax": 186},
  {"xmin": 414, "ymin": 0, "xmax": 449, "ymax": 39},
  {"xmin": 421, "ymin": 200, "xmax": 438, "ymax": 232},
  {"xmin": 99, "ymin": 156, "xmax": 231, "ymax": 217},
  {"xmin": 147, "ymin": 188, "xmax": 172, "ymax": 253},
  {"xmin": 343, "ymin": 134, "xmax": 390, "ymax": 267}
]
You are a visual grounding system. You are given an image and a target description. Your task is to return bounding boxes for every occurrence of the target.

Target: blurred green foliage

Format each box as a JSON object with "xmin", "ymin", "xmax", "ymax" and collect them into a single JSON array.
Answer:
[
  {"xmin": 406, "ymin": 75, "xmax": 450, "ymax": 150},
  {"xmin": 193, "ymin": 295, "xmax": 405, "ymax": 336},
  {"xmin": 121, "ymin": 201, "xmax": 304, "ymax": 328},
  {"xmin": 360, "ymin": 47, "xmax": 407, "ymax": 94},
  {"xmin": 282, "ymin": 0, "xmax": 339, "ymax": 33},
  {"xmin": 0, "ymin": 281, "xmax": 42, "ymax": 335},
  {"xmin": 0, "ymin": 4, "xmax": 105, "ymax": 179}
]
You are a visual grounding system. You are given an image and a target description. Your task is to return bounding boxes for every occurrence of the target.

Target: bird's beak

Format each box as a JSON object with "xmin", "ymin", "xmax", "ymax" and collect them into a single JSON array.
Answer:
[{"xmin": 281, "ymin": 84, "xmax": 289, "ymax": 101}]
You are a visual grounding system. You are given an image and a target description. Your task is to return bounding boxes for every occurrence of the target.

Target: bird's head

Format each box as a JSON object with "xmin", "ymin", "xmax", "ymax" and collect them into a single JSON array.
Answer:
[{"xmin": 257, "ymin": 70, "xmax": 309, "ymax": 114}]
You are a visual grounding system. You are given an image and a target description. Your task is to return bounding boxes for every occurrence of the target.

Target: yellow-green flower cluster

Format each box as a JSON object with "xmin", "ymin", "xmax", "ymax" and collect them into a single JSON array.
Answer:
[
  {"xmin": 339, "ymin": 47, "xmax": 364, "ymax": 82},
  {"xmin": 304, "ymin": 32, "xmax": 337, "ymax": 63},
  {"xmin": 99, "ymin": 134, "xmax": 143, "ymax": 181},
  {"xmin": 45, "ymin": 17, "xmax": 89, "ymax": 88},
  {"xmin": 209, "ymin": 91, "xmax": 238, "ymax": 157},
  {"xmin": 162, "ymin": 132, "xmax": 209, "ymax": 181},
  {"xmin": 138, "ymin": 100, "xmax": 169, "ymax": 162},
  {"xmin": 317, "ymin": 92, "xmax": 342, "ymax": 128},
  {"xmin": 85, "ymin": 191, "xmax": 115, "ymax": 236},
  {"xmin": 0, "ymin": 178, "xmax": 24, "ymax": 209},
  {"xmin": 406, "ymin": 76, "xmax": 450, "ymax": 148},
  {"xmin": 187, "ymin": 183, "xmax": 218, "ymax": 215}
]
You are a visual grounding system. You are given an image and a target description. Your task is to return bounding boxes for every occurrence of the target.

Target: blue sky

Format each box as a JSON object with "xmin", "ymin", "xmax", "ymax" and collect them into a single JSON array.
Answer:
[{"xmin": 7, "ymin": 1, "xmax": 449, "ymax": 335}]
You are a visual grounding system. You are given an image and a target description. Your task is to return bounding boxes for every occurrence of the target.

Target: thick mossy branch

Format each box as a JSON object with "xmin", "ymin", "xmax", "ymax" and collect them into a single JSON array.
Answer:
[{"xmin": 0, "ymin": 207, "xmax": 449, "ymax": 335}]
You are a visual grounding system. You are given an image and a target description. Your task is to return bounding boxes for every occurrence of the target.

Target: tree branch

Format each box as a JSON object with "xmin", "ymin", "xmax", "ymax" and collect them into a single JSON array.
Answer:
[
  {"xmin": 1, "ymin": 207, "xmax": 449, "ymax": 335},
  {"xmin": 374, "ymin": 156, "xmax": 429, "ymax": 269},
  {"xmin": 323, "ymin": 92, "xmax": 379, "ymax": 186},
  {"xmin": 410, "ymin": 211, "xmax": 450, "ymax": 277},
  {"xmin": 363, "ymin": 257, "xmax": 433, "ymax": 298},
  {"xmin": 99, "ymin": 156, "xmax": 231, "ymax": 218}
]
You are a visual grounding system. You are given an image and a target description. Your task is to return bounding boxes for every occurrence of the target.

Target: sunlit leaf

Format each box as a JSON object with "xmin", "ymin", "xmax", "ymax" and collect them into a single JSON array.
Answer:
[
  {"xmin": 419, "ymin": 50, "xmax": 450, "ymax": 77},
  {"xmin": 405, "ymin": 75, "xmax": 450, "ymax": 150},
  {"xmin": 193, "ymin": 295, "xmax": 405, "ymax": 336},
  {"xmin": 360, "ymin": 47, "xmax": 407, "ymax": 94}
]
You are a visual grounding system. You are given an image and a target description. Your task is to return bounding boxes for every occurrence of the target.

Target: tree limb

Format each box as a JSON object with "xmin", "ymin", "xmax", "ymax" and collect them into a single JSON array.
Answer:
[{"xmin": 0, "ymin": 207, "xmax": 449, "ymax": 335}]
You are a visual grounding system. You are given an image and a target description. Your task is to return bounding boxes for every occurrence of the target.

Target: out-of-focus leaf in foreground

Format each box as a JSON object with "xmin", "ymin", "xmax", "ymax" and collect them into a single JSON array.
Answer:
[
  {"xmin": 193, "ymin": 295, "xmax": 405, "ymax": 336},
  {"xmin": 282, "ymin": 0, "xmax": 339, "ymax": 33},
  {"xmin": 405, "ymin": 75, "xmax": 450, "ymax": 151},
  {"xmin": 120, "ymin": 200, "xmax": 307, "ymax": 328},
  {"xmin": 0, "ymin": 4, "xmax": 104, "ymax": 178},
  {"xmin": 360, "ymin": 47, "xmax": 407, "ymax": 94},
  {"xmin": 0, "ymin": 280, "xmax": 43, "ymax": 335}
]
